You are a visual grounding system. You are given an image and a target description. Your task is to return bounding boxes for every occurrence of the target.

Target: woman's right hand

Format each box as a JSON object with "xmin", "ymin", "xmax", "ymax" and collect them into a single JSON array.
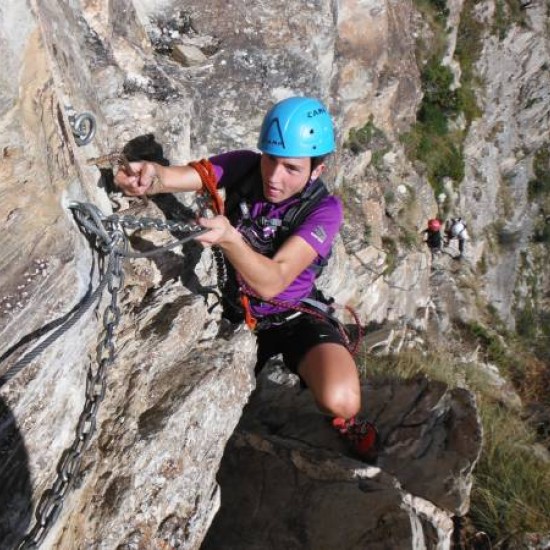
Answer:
[{"xmin": 114, "ymin": 161, "xmax": 158, "ymax": 197}]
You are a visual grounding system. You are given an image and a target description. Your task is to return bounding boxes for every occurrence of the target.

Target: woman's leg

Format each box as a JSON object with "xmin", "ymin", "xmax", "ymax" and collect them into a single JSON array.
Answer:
[{"xmin": 297, "ymin": 342, "xmax": 361, "ymax": 420}]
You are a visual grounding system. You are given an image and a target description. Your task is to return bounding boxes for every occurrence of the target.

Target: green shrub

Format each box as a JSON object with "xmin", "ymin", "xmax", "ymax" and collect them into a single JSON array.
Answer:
[
  {"xmin": 384, "ymin": 190, "xmax": 396, "ymax": 205},
  {"xmin": 359, "ymin": 348, "xmax": 550, "ymax": 546},
  {"xmin": 413, "ymin": 0, "xmax": 450, "ymax": 26},
  {"xmin": 344, "ymin": 116, "xmax": 390, "ymax": 156},
  {"xmin": 528, "ymin": 145, "xmax": 550, "ymax": 199},
  {"xmin": 421, "ymin": 61, "xmax": 461, "ymax": 119},
  {"xmin": 515, "ymin": 304, "xmax": 537, "ymax": 340},
  {"xmin": 399, "ymin": 229, "xmax": 419, "ymax": 249},
  {"xmin": 381, "ymin": 236, "xmax": 398, "ymax": 275}
]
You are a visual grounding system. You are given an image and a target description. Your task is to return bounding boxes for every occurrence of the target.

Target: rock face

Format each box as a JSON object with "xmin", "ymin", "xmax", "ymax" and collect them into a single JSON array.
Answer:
[
  {"xmin": 0, "ymin": 0, "xmax": 548, "ymax": 548},
  {"xmin": 458, "ymin": 1, "xmax": 550, "ymax": 327},
  {"xmin": 202, "ymin": 364, "xmax": 482, "ymax": 550}
]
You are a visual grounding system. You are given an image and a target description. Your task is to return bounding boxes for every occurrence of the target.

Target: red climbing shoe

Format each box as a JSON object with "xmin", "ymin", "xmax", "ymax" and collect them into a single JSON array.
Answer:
[{"xmin": 332, "ymin": 416, "xmax": 379, "ymax": 463}]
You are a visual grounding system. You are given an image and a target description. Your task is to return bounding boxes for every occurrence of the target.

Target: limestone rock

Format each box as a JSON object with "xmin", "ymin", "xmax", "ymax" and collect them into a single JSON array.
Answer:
[
  {"xmin": 0, "ymin": 0, "xmax": 549, "ymax": 548},
  {"xmin": 171, "ymin": 44, "xmax": 208, "ymax": 67}
]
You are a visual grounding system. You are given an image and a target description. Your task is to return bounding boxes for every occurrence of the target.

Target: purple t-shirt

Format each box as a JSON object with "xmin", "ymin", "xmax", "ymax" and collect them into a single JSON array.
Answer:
[{"xmin": 209, "ymin": 150, "xmax": 343, "ymax": 316}]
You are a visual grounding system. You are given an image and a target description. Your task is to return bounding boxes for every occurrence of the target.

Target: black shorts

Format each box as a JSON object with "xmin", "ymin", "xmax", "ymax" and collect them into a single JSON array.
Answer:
[{"xmin": 255, "ymin": 312, "xmax": 347, "ymax": 376}]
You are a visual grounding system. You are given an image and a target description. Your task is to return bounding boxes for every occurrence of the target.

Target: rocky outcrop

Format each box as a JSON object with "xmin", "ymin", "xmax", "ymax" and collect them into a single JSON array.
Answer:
[{"xmin": 202, "ymin": 364, "xmax": 482, "ymax": 550}]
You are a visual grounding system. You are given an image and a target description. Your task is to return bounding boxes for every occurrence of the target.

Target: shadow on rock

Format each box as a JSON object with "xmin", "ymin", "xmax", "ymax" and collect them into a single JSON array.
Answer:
[{"xmin": 0, "ymin": 396, "xmax": 32, "ymax": 549}]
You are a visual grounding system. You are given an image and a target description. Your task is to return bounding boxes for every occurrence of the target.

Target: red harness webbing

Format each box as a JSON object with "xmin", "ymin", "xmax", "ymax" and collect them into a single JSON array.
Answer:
[{"xmin": 237, "ymin": 274, "xmax": 364, "ymax": 355}]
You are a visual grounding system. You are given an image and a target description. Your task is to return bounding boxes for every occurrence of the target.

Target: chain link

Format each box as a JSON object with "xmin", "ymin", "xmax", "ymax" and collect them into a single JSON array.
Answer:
[
  {"xmin": 104, "ymin": 213, "xmax": 204, "ymax": 236},
  {"xmin": 17, "ymin": 245, "xmax": 123, "ymax": 549},
  {"xmin": 17, "ymin": 203, "xmax": 204, "ymax": 549}
]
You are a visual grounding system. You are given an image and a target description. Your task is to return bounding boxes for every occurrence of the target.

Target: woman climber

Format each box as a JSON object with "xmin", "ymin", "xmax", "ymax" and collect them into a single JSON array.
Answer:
[{"xmin": 114, "ymin": 96, "xmax": 378, "ymax": 461}]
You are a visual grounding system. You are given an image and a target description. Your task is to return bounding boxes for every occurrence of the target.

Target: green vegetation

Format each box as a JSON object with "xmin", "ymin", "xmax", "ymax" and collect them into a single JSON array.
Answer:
[
  {"xmin": 455, "ymin": 2, "xmax": 484, "ymax": 123},
  {"xmin": 461, "ymin": 321, "xmax": 509, "ymax": 367},
  {"xmin": 398, "ymin": 228, "xmax": 418, "ymax": 249},
  {"xmin": 494, "ymin": 222, "xmax": 521, "ymax": 247},
  {"xmin": 515, "ymin": 303, "xmax": 537, "ymax": 341},
  {"xmin": 528, "ymin": 145, "xmax": 550, "ymax": 199},
  {"xmin": 459, "ymin": 319, "xmax": 550, "ymax": 407},
  {"xmin": 515, "ymin": 303, "xmax": 550, "ymax": 364},
  {"xmin": 414, "ymin": 0, "xmax": 449, "ymax": 21},
  {"xmin": 363, "ymin": 224, "xmax": 373, "ymax": 244},
  {"xmin": 344, "ymin": 116, "xmax": 391, "ymax": 164},
  {"xmin": 404, "ymin": 0, "xmax": 483, "ymax": 194},
  {"xmin": 413, "ymin": 0, "xmax": 449, "ymax": 51},
  {"xmin": 359, "ymin": 342, "xmax": 550, "ymax": 547},
  {"xmin": 384, "ymin": 189, "xmax": 396, "ymax": 205},
  {"xmin": 527, "ymin": 145, "xmax": 550, "ymax": 247},
  {"xmin": 402, "ymin": 59, "xmax": 464, "ymax": 193},
  {"xmin": 493, "ymin": 0, "xmax": 528, "ymax": 40},
  {"xmin": 532, "ymin": 221, "xmax": 550, "ymax": 245},
  {"xmin": 472, "ymin": 402, "xmax": 550, "ymax": 546},
  {"xmin": 381, "ymin": 236, "xmax": 398, "ymax": 275},
  {"xmin": 476, "ymin": 253, "xmax": 488, "ymax": 275}
]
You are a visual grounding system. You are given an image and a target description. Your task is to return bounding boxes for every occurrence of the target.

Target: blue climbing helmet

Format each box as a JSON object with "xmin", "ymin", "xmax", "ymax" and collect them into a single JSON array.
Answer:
[{"xmin": 257, "ymin": 96, "xmax": 336, "ymax": 158}]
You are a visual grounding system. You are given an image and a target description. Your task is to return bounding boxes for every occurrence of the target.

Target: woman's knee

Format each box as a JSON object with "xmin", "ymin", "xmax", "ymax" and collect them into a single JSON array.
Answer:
[
  {"xmin": 298, "ymin": 343, "xmax": 362, "ymax": 418},
  {"xmin": 315, "ymin": 383, "xmax": 361, "ymax": 419}
]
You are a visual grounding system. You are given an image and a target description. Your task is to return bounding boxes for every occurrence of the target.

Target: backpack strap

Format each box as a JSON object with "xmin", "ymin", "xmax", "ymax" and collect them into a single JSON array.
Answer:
[
  {"xmin": 280, "ymin": 179, "xmax": 329, "ymax": 233},
  {"xmin": 224, "ymin": 162, "xmax": 264, "ymax": 225},
  {"xmin": 270, "ymin": 179, "xmax": 329, "ymax": 254}
]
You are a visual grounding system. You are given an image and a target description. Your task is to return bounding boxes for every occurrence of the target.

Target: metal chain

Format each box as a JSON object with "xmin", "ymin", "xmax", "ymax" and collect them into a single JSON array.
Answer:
[
  {"xmin": 104, "ymin": 212, "xmax": 206, "ymax": 236},
  {"xmin": 212, "ymin": 247, "xmax": 228, "ymax": 290},
  {"xmin": 17, "ymin": 234, "xmax": 124, "ymax": 549},
  {"xmin": 70, "ymin": 203, "xmax": 207, "ymax": 253},
  {"xmin": 17, "ymin": 203, "xmax": 206, "ymax": 548}
]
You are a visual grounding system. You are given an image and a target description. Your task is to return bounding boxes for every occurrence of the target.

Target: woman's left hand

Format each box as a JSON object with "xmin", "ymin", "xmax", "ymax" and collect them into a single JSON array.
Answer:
[{"xmin": 195, "ymin": 216, "xmax": 240, "ymax": 247}]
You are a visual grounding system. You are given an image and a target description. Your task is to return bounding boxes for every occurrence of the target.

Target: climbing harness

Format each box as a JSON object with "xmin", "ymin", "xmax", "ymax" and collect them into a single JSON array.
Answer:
[
  {"xmin": 13, "ymin": 202, "xmax": 206, "ymax": 549},
  {"xmin": 237, "ymin": 277, "xmax": 364, "ymax": 355}
]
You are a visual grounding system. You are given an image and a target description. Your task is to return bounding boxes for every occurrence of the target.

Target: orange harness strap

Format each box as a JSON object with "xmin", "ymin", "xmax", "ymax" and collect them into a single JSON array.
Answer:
[
  {"xmin": 189, "ymin": 159, "xmax": 225, "ymax": 216},
  {"xmin": 189, "ymin": 159, "xmax": 259, "ymax": 330},
  {"xmin": 239, "ymin": 294, "xmax": 258, "ymax": 331}
]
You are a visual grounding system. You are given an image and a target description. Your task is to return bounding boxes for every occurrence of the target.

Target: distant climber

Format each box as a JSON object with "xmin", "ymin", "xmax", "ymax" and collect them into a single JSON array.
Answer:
[
  {"xmin": 421, "ymin": 218, "xmax": 443, "ymax": 256},
  {"xmin": 444, "ymin": 217, "xmax": 469, "ymax": 259},
  {"xmin": 113, "ymin": 96, "xmax": 379, "ymax": 462}
]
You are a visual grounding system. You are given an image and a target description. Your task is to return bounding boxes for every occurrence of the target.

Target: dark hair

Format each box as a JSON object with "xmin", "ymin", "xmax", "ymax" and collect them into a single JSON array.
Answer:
[{"xmin": 311, "ymin": 155, "xmax": 329, "ymax": 170}]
